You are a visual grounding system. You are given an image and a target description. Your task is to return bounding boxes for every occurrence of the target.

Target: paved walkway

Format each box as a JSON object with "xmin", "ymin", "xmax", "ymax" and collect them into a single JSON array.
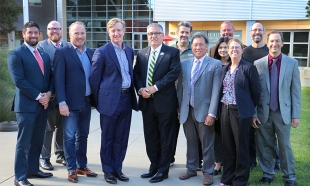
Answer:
[{"xmin": 0, "ymin": 110, "xmax": 222, "ymax": 186}]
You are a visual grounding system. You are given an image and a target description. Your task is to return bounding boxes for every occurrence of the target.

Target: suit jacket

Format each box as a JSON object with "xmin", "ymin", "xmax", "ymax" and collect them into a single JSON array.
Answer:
[
  {"xmin": 134, "ymin": 44, "xmax": 181, "ymax": 113},
  {"xmin": 37, "ymin": 39, "xmax": 69, "ymax": 69},
  {"xmin": 89, "ymin": 42, "xmax": 138, "ymax": 116},
  {"xmin": 177, "ymin": 56, "xmax": 222, "ymax": 124},
  {"xmin": 220, "ymin": 60, "xmax": 261, "ymax": 119},
  {"xmin": 7, "ymin": 44, "xmax": 53, "ymax": 112},
  {"xmin": 254, "ymin": 54, "xmax": 301, "ymax": 124},
  {"xmin": 53, "ymin": 43, "xmax": 94, "ymax": 110}
]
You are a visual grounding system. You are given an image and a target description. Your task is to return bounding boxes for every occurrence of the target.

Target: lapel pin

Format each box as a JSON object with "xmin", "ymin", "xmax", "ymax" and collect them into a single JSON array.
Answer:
[{"xmin": 160, "ymin": 52, "xmax": 164, "ymax": 55}]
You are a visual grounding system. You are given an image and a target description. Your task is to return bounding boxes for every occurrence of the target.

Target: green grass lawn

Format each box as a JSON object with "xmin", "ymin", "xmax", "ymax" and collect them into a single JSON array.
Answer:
[{"xmin": 247, "ymin": 86, "xmax": 310, "ymax": 185}]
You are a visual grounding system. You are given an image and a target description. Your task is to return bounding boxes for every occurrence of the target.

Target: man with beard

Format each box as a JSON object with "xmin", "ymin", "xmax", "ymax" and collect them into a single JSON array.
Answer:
[
  {"xmin": 37, "ymin": 20, "xmax": 68, "ymax": 170},
  {"xmin": 54, "ymin": 21, "xmax": 97, "ymax": 183},
  {"xmin": 242, "ymin": 22, "xmax": 280, "ymax": 171},
  {"xmin": 208, "ymin": 21, "xmax": 235, "ymax": 57},
  {"xmin": 8, "ymin": 21, "xmax": 54, "ymax": 186}
]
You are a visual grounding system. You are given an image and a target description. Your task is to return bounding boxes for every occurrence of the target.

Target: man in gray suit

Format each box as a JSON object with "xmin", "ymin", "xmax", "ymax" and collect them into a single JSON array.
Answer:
[
  {"xmin": 37, "ymin": 20, "xmax": 68, "ymax": 170},
  {"xmin": 252, "ymin": 31, "xmax": 301, "ymax": 186},
  {"xmin": 177, "ymin": 32, "xmax": 222, "ymax": 185}
]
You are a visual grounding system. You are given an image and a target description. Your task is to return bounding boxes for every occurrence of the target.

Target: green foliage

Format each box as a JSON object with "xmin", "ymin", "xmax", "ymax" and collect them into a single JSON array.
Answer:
[
  {"xmin": 306, "ymin": 0, "xmax": 310, "ymax": 18},
  {"xmin": 248, "ymin": 87, "xmax": 310, "ymax": 185},
  {"xmin": 0, "ymin": 0, "xmax": 23, "ymax": 35},
  {"xmin": 0, "ymin": 49, "xmax": 15, "ymax": 121}
]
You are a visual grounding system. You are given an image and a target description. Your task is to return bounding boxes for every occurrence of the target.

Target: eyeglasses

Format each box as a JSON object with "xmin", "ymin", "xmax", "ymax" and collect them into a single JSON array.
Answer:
[
  {"xmin": 229, "ymin": 46, "xmax": 241, "ymax": 50},
  {"xmin": 47, "ymin": 28, "xmax": 61, "ymax": 31},
  {"xmin": 147, "ymin": 32, "xmax": 163, "ymax": 36},
  {"xmin": 251, "ymin": 29, "xmax": 264, "ymax": 32}
]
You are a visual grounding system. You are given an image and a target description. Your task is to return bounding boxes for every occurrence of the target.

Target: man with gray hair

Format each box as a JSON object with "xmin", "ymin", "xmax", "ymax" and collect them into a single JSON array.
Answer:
[
  {"xmin": 134, "ymin": 23, "xmax": 180, "ymax": 183},
  {"xmin": 177, "ymin": 32, "xmax": 221, "ymax": 185}
]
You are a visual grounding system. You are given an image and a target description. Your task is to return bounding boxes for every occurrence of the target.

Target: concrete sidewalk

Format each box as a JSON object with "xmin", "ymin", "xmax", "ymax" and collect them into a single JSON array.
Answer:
[{"xmin": 0, "ymin": 110, "xmax": 222, "ymax": 186}]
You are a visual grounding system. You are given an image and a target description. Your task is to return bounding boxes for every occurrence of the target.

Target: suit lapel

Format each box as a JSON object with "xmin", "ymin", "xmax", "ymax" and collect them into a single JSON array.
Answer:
[
  {"xmin": 22, "ymin": 44, "xmax": 43, "ymax": 75},
  {"xmin": 263, "ymin": 56, "xmax": 271, "ymax": 93},
  {"xmin": 124, "ymin": 46, "xmax": 133, "ymax": 76},
  {"xmin": 37, "ymin": 48, "xmax": 48, "ymax": 76},
  {"xmin": 279, "ymin": 54, "xmax": 287, "ymax": 87},
  {"xmin": 153, "ymin": 44, "xmax": 167, "ymax": 73},
  {"xmin": 143, "ymin": 47, "xmax": 152, "ymax": 79},
  {"xmin": 107, "ymin": 42, "xmax": 121, "ymax": 74},
  {"xmin": 67, "ymin": 44, "xmax": 84, "ymax": 70},
  {"xmin": 187, "ymin": 59, "xmax": 194, "ymax": 88},
  {"xmin": 196, "ymin": 56, "xmax": 209, "ymax": 81}
]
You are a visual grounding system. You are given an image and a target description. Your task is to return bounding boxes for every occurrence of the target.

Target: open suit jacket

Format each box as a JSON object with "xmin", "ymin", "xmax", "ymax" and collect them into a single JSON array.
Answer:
[
  {"xmin": 53, "ymin": 43, "xmax": 94, "ymax": 109},
  {"xmin": 177, "ymin": 56, "xmax": 222, "ymax": 124},
  {"xmin": 8, "ymin": 44, "xmax": 53, "ymax": 112},
  {"xmin": 89, "ymin": 42, "xmax": 138, "ymax": 115},
  {"xmin": 134, "ymin": 44, "xmax": 181, "ymax": 113},
  {"xmin": 253, "ymin": 54, "xmax": 301, "ymax": 124}
]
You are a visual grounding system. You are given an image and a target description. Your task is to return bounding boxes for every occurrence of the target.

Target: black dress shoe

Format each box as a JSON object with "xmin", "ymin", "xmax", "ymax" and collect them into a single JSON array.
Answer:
[
  {"xmin": 259, "ymin": 177, "xmax": 273, "ymax": 184},
  {"xmin": 149, "ymin": 172, "xmax": 168, "ymax": 183},
  {"xmin": 141, "ymin": 169, "xmax": 157, "ymax": 178},
  {"xmin": 14, "ymin": 179, "xmax": 33, "ymax": 186},
  {"xmin": 27, "ymin": 170, "xmax": 53, "ymax": 178},
  {"xmin": 39, "ymin": 159, "xmax": 54, "ymax": 170},
  {"xmin": 104, "ymin": 172, "xmax": 117, "ymax": 184},
  {"xmin": 114, "ymin": 171, "xmax": 129, "ymax": 181},
  {"xmin": 285, "ymin": 180, "xmax": 296, "ymax": 186},
  {"xmin": 56, "ymin": 157, "xmax": 67, "ymax": 166}
]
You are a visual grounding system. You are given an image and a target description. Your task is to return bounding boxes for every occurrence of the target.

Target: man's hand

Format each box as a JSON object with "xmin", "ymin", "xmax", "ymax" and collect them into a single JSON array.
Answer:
[
  {"xmin": 140, "ymin": 88, "xmax": 151, "ymax": 98},
  {"xmin": 147, "ymin": 86, "xmax": 157, "ymax": 94},
  {"xmin": 204, "ymin": 115, "xmax": 215, "ymax": 126},
  {"xmin": 59, "ymin": 104, "xmax": 70, "ymax": 116},
  {"xmin": 291, "ymin": 118, "xmax": 300, "ymax": 128},
  {"xmin": 39, "ymin": 91, "xmax": 52, "ymax": 109},
  {"xmin": 252, "ymin": 117, "xmax": 261, "ymax": 128}
]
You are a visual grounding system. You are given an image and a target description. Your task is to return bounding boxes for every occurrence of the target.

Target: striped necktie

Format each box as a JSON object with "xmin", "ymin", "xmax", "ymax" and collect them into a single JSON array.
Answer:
[
  {"xmin": 147, "ymin": 50, "xmax": 157, "ymax": 86},
  {"xmin": 190, "ymin": 60, "xmax": 201, "ymax": 107}
]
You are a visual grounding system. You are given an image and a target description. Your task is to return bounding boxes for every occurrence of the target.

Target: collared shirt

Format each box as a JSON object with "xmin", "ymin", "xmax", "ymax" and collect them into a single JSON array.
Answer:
[
  {"xmin": 191, "ymin": 56, "xmax": 206, "ymax": 79},
  {"xmin": 111, "ymin": 41, "xmax": 131, "ymax": 88},
  {"xmin": 146, "ymin": 44, "xmax": 163, "ymax": 89},
  {"xmin": 171, "ymin": 41, "xmax": 194, "ymax": 61},
  {"xmin": 268, "ymin": 53, "xmax": 282, "ymax": 80},
  {"xmin": 49, "ymin": 39, "xmax": 62, "ymax": 48},
  {"xmin": 221, "ymin": 66, "xmax": 239, "ymax": 105},
  {"xmin": 72, "ymin": 43, "xmax": 92, "ymax": 96}
]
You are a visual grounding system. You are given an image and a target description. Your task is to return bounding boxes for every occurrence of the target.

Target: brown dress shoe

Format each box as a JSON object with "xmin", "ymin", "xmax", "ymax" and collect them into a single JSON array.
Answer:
[
  {"xmin": 179, "ymin": 171, "xmax": 197, "ymax": 180},
  {"xmin": 68, "ymin": 171, "xmax": 78, "ymax": 183},
  {"xmin": 203, "ymin": 174, "xmax": 213, "ymax": 185},
  {"xmin": 76, "ymin": 167, "xmax": 98, "ymax": 177}
]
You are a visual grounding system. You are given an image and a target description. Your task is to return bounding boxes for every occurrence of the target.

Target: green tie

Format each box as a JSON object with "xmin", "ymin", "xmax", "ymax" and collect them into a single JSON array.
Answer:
[{"xmin": 148, "ymin": 50, "xmax": 157, "ymax": 86}]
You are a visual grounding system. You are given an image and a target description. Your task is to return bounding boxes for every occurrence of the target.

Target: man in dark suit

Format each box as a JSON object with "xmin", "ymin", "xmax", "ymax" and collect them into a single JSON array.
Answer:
[
  {"xmin": 54, "ymin": 21, "xmax": 97, "ymax": 183},
  {"xmin": 37, "ymin": 20, "xmax": 68, "ymax": 170},
  {"xmin": 253, "ymin": 31, "xmax": 301, "ymax": 186},
  {"xmin": 134, "ymin": 23, "xmax": 181, "ymax": 183},
  {"xmin": 89, "ymin": 18, "xmax": 138, "ymax": 184},
  {"xmin": 7, "ymin": 21, "xmax": 53, "ymax": 186}
]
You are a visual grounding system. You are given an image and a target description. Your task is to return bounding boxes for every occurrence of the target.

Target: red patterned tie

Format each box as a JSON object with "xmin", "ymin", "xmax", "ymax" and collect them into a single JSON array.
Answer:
[{"xmin": 34, "ymin": 49, "xmax": 44, "ymax": 74}]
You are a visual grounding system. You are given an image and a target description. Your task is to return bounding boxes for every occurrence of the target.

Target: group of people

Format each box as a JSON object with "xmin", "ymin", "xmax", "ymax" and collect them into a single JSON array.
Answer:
[{"xmin": 7, "ymin": 18, "xmax": 300, "ymax": 186}]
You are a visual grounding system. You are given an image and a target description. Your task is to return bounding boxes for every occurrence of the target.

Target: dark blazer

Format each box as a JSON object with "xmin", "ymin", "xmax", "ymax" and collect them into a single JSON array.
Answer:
[
  {"xmin": 7, "ymin": 44, "xmax": 53, "ymax": 112},
  {"xmin": 89, "ymin": 42, "xmax": 138, "ymax": 116},
  {"xmin": 220, "ymin": 59, "xmax": 261, "ymax": 119},
  {"xmin": 134, "ymin": 44, "xmax": 181, "ymax": 113},
  {"xmin": 53, "ymin": 43, "xmax": 94, "ymax": 110}
]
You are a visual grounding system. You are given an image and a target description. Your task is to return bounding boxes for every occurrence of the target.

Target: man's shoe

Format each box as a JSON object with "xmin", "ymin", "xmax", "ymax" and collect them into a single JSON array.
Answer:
[
  {"xmin": 179, "ymin": 171, "xmax": 197, "ymax": 180},
  {"xmin": 27, "ymin": 170, "xmax": 53, "ymax": 178},
  {"xmin": 250, "ymin": 162, "xmax": 257, "ymax": 169},
  {"xmin": 259, "ymin": 177, "xmax": 273, "ymax": 184},
  {"xmin": 114, "ymin": 171, "xmax": 129, "ymax": 181},
  {"xmin": 169, "ymin": 162, "xmax": 174, "ymax": 167},
  {"xmin": 76, "ymin": 167, "xmax": 97, "ymax": 177},
  {"xmin": 274, "ymin": 164, "xmax": 281, "ymax": 172},
  {"xmin": 104, "ymin": 172, "xmax": 117, "ymax": 184},
  {"xmin": 141, "ymin": 169, "xmax": 157, "ymax": 178},
  {"xmin": 14, "ymin": 179, "xmax": 33, "ymax": 186},
  {"xmin": 68, "ymin": 171, "xmax": 78, "ymax": 183},
  {"xmin": 203, "ymin": 174, "xmax": 213, "ymax": 185},
  {"xmin": 149, "ymin": 172, "xmax": 168, "ymax": 183},
  {"xmin": 39, "ymin": 159, "xmax": 54, "ymax": 170},
  {"xmin": 56, "ymin": 157, "xmax": 67, "ymax": 166},
  {"xmin": 285, "ymin": 180, "xmax": 296, "ymax": 186}
]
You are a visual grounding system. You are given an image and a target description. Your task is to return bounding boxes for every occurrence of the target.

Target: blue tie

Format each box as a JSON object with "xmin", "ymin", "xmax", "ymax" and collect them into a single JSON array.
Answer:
[{"xmin": 270, "ymin": 58, "xmax": 278, "ymax": 111}]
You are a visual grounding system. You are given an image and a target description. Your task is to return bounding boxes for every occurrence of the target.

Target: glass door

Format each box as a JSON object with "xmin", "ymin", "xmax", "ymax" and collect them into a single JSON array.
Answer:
[{"xmin": 132, "ymin": 32, "xmax": 148, "ymax": 56}]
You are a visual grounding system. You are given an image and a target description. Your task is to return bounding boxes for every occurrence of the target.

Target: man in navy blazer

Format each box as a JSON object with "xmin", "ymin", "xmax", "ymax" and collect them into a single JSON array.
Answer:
[
  {"xmin": 89, "ymin": 18, "xmax": 138, "ymax": 184},
  {"xmin": 134, "ymin": 23, "xmax": 181, "ymax": 183},
  {"xmin": 7, "ymin": 21, "xmax": 53, "ymax": 186},
  {"xmin": 53, "ymin": 21, "xmax": 97, "ymax": 183}
]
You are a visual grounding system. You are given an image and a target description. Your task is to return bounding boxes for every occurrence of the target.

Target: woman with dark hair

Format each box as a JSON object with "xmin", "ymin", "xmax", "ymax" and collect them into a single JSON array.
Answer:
[
  {"xmin": 212, "ymin": 37, "xmax": 230, "ymax": 175},
  {"xmin": 217, "ymin": 38, "xmax": 261, "ymax": 186}
]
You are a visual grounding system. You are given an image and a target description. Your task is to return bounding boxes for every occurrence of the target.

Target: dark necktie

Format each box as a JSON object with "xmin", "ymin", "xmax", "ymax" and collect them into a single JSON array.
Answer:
[
  {"xmin": 147, "ymin": 50, "xmax": 156, "ymax": 86},
  {"xmin": 270, "ymin": 58, "xmax": 278, "ymax": 111},
  {"xmin": 34, "ymin": 49, "xmax": 44, "ymax": 74}
]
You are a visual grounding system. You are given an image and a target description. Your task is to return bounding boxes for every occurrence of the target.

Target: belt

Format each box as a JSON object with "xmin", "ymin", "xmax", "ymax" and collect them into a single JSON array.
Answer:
[
  {"xmin": 222, "ymin": 103, "xmax": 238, "ymax": 109},
  {"xmin": 121, "ymin": 88, "xmax": 129, "ymax": 93}
]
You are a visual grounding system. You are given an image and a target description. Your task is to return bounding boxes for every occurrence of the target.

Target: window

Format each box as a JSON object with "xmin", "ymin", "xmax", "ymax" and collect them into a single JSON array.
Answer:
[{"xmin": 29, "ymin": 0, "xmax": 42, "ymax": 6}]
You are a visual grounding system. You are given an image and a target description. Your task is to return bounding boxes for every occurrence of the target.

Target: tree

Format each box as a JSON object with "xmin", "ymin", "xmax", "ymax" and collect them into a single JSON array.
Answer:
[
  {"xmin": 0, "ymin": 0, "xmax": 23, "ymax": 35},
  {"xmin": 306, "ymin": 0, "xmax": 310, "ymax": 18}
]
